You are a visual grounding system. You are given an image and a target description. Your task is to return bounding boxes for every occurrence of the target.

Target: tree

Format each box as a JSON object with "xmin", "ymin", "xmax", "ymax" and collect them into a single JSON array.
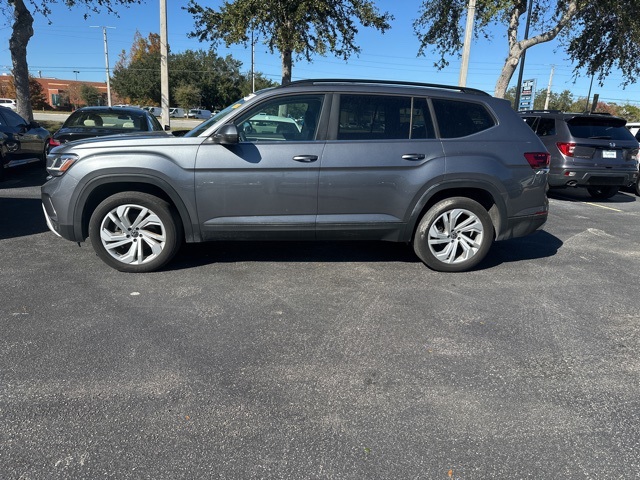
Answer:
[
  {"xmin": 111, "ymin": 33, "xmax": 259, "ymax": 109},
  {"xmin": 173, "ymin": 83, "xmax": 201, "ymax": 110},
  {"xmin": 111, "ymin": 32, "xmax": 162, "ymax": 105},
  {"xmin": 3, "ymin": 0, "xmax": 144, "ymax": 122},
  {"xmin": 414, "ymin": 0, "xmax": 640, "ymax": 98},
  {"xmin": 185, "ymin": 0, "xmax": 393, "ymax": 85},
  {"xmin": 80, "ymin": 84, "xmax": 103, "ymax": 106}
]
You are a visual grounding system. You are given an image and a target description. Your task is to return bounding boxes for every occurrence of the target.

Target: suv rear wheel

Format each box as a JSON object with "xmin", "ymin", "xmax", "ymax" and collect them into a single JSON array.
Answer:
[
  {"xmin": 89, "ymin": 192, "xmax": 182, "ymax": 273},
  {"xmin": 413, "ymin": 197, "xmax": 494, "ymax": 272},
  {"xmin": 586, "ymin": 186, "xmax": 619, "ymax": 200}
]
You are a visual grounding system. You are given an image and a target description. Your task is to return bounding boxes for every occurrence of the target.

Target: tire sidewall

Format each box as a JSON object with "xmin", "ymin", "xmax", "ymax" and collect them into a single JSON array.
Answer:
[
  {"xmin": 413, "ymin": 197, "xmax": 494, "ymax": 273},
  {"xmin": 88, "ymin": 192, "xmax": 181, "ymax": 273}
]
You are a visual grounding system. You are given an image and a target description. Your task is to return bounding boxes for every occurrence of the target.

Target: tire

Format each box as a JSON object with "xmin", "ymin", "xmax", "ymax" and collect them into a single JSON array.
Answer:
[
  {"xmin": 587, "ymin": 186, "xmax": 618, "ymax": 200},
  {"xmin": 413, "ymin": 197, "xmax": 494, "ymax": 273},
  {"xmin": 634, "ymin": 178, "xmax": 640, "ymax": 197},
  {"xmin": 89, "ymin": 192, "xmax": 182, "ymax": 273}
]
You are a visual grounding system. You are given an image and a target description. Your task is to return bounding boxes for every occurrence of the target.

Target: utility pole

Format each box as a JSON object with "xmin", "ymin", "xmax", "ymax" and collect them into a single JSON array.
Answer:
[
  {"xmin": 251, "ymin": 30, "xmax": 256, "ymax": 93},
  {"xmin": 544, "ymin": 65, "xmax": 554, "ymax": 110},
  {"xmin": 458, "ymin": 0, "xmax": 476, "ymax": 87},
  {"xmin": 91, "ymin": 26, "xmax": 115, "ymax": 106},
  {"xmin": 160, "ymin": 0, "xmax": 170, "ymax": 129}
]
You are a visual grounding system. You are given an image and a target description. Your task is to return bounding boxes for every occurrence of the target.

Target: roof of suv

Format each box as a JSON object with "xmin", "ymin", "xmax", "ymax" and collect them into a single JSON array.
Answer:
[{"xmin": 282, "ymin": 79, "xmax": 491, "ymax": 96}]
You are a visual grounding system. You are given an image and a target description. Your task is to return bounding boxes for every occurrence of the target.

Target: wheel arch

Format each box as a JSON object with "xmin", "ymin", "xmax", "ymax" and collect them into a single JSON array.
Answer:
[
  {"xmin": 72, "ymin": 174, "xmax": 197, "ymax": 243},
  {"xmin": 404, "ymin": 182, "xmax": 506, "ymax": 242}
]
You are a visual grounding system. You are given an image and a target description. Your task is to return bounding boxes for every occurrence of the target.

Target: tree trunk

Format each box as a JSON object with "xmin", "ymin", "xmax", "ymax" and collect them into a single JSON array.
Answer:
[
  {"xmin": 494, "ymin": 50, "xmax": 521, "ymax": 98},
  {"xmin": 281, "ymin": 48, "xmax": 292, "ymax": 86},
  {"xmin": 493, "ymin": 0, "xmax": 579, "ymax": 99},
  {"xmin": 9, "ymin": 0, "xmax": 35, "ymax": 121}
]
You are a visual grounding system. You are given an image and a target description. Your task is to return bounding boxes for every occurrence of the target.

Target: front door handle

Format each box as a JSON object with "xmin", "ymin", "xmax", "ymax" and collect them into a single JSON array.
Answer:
[
  {"xmin": 402, "ymin": 153, "xmax": 426, "ymax": 161},
  {"xmin": 293, "ymin": 155, "xmax": 318, "ymax": 163}
]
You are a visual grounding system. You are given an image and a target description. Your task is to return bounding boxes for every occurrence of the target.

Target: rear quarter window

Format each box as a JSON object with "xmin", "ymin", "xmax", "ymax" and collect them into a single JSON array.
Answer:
[{"xmin": 432, "ymin": 99, "xmax": 495, "ymax": 138}]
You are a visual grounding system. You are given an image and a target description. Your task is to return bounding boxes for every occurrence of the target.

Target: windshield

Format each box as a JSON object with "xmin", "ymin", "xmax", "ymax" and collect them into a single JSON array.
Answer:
[{"xmin": 184, "ymin": 94, "xmax": 256, "ymax": 137}]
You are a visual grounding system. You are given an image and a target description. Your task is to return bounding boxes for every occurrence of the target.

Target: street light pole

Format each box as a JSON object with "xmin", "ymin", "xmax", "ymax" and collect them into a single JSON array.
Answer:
[
  {"xmin": 73, "ymin": 70, "xmax": 79, "ymax": 81},
  {"xmin": 459, "ymin": 0, "xmax": 477, "ymax": 87},
  {"xmin": 91, "ymin": 25, "xmax": 115, "ymax": 106},
  {"xmin": 160, "ymin": 0, "xmax": 170, "ymax": 129}
]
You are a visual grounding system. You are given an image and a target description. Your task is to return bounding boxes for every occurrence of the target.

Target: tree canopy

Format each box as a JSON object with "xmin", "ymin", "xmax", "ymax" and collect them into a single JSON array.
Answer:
[
  {"xmin": 414, "ymin": 0, "xmax": 640, "ymax": 98},
  {"xmin": 111, "ymin": 32, "xmax": 276, "ymax": 109},
  {"xmin": 185, "ymin": 0, "xmax": 393, "ymax": 85},
  {"xmin": 3, "ymin": 0, "xmax": 143, "ymax": 121}
]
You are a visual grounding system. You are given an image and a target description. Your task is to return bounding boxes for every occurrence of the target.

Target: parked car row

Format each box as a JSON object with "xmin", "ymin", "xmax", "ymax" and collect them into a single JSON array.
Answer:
[{"xmin": 4, "ymin": 81, "xmax": 638, "ymax": 275}]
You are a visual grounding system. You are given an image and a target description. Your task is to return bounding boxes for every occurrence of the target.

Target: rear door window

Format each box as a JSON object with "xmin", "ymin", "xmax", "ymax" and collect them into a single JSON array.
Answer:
[
  {"xmin": 432, "ymin": 99, "xmax": 495, "ymax": 138},
  {"xmin": 336, "ymin": 94, "xmax": 435, "ymax": 140}
]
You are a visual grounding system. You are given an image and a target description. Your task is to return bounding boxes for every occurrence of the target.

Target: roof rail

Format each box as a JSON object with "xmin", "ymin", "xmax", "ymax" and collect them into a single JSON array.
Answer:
[
  {"xmin": 283, "ymin": 79, "xmax": 490, "ymax": 96},
  {"xmin": 518, "ymin": 109, "xmax": 562, "ymax": 114}
]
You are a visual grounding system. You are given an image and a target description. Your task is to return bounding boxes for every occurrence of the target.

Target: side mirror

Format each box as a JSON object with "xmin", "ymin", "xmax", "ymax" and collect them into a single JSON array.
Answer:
[{"xmin": 213, "ymin": 124, "xmax": 239, "ymax": 145}]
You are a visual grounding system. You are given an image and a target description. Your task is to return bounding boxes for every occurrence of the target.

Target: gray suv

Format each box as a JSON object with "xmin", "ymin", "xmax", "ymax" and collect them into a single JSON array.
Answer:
[
  {"xmin": 520, "ymin": 110, "xmax": 639, "ymax": 199},
  {"xmin": 42, "ymin": 79, "xmax": 550, "ymax": 273}
]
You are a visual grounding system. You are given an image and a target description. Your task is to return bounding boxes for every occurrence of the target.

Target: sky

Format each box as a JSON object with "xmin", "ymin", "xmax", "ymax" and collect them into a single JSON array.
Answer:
[{"xmin": 1, "ymin": 0, "xmax": 638, "ymax": 107}]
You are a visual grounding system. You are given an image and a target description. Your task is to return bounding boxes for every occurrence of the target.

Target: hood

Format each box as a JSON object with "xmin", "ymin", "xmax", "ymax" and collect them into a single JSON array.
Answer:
[
  {"xmin": 48, "ymin": 131, "xmax": 205, "ymax": 158},
  {"xmin": 53, "ymin": 131, "xmax": 172, "ymax": 151}
]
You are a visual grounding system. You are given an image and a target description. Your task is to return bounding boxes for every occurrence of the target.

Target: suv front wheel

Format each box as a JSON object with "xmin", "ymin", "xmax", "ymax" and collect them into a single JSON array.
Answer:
[
  {"xmin": 413, "ymin": 197, "xmax": 494, "ymax": 272},
  {"xmin": 89, "ymin": 192, "xmax": 182, "ymax": 273}
]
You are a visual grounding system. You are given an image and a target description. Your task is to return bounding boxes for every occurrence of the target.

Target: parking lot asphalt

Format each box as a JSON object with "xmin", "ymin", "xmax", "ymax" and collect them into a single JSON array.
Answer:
[{"xmin": 2, "ymin": 165, "xmax": 639, "ymax": 479}]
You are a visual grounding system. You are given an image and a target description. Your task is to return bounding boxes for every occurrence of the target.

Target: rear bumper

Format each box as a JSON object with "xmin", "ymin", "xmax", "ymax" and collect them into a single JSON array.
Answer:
[
  {"xmin": 549, "ymin": 167, "xmax": 638, "ymax": 187},
  {"xmin": 498, "ymin": 212, "xmax": 548, "ymax": 241}
]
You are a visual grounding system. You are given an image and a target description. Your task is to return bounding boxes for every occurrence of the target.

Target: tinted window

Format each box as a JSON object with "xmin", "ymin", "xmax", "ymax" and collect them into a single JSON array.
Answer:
[
  {"xmin": 0, "ymin": 108, "xmax": 27, "ymax": 128},
  {"xmin": 337, "ymin": 95, "xmax": 434, "ymax": 140},
  {"xmin": 536, "ymin": 118, "xmax": 556, "ymax": 136},
  {"xmin": 235, "ymin": 95, "xmax": 323, "ymax": 142},
  {"xmin": 566, "ymin": 117, "xmax": 636, "ymax": 141},
  {"xmin": 432, "ymin": 99, "xmax": 495, "ymax": 138}
]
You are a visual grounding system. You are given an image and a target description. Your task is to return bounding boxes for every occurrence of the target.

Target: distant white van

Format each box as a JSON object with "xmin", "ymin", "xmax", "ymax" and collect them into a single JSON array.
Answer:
[
  {"xmin": 169, "ymin": 107, "xmax": 185, "ymax": 118},
  {"xmin": 0, "ymin": 98, "xmax": 17, "ymax": 110},
  {"xmin": 186, "ymin": 108, "xmax": 212, "ymax": 119}
]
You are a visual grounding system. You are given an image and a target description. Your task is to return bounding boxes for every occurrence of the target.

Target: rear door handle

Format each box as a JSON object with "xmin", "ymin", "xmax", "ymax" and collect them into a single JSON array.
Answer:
[
  {"xmin": 402, "ymin": 154, "xmax": 425, "ymax": 161},
  {"xmin": 293, "ymin": 155, "xmax": 318, "ymax": 163}
]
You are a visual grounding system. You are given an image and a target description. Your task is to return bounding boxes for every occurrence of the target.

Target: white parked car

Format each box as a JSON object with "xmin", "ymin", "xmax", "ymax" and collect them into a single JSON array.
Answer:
[
  {"xmin": 0, "ymin": 98, "xmax": 17, "ymax": 110},
  {"xmin": 169, "ymin": 107, "xmax": 185, "ymax": 118}
]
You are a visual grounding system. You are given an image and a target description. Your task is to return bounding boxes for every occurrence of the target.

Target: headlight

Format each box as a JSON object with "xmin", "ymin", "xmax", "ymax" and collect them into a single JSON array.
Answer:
[{"xmin": 47, "ymin": 153, "xmax": 79, "ymax": 177}]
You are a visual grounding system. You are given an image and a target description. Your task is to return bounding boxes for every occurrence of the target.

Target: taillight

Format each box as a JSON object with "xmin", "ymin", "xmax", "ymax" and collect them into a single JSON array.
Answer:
[
  {"xmin": 557, "ymin": 142, "xmax": 576, "ymax": 157},
  {"xmin": 524, "ymin": 152, "xmax": 550, "ymax": 169},
  {"xmin": 48, "ymin": 137, "xmax": 62, "ymax": 148}
]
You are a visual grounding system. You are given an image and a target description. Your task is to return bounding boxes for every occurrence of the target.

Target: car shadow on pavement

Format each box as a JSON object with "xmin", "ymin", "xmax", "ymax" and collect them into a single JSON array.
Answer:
[
  {"xmin": 169, "ymin": 229, "xmax": 563, "ymax": 272},
  {"xmin": 479, "ymin": 230, "xmax": 563, "ymax": 269},
  {"xmin": 0, "ymin": 166, "xmax": 48, "ymax": 190},
  {"xmin": 0, "ymin": 197, "xmax": 49, "ymax": 240}
]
